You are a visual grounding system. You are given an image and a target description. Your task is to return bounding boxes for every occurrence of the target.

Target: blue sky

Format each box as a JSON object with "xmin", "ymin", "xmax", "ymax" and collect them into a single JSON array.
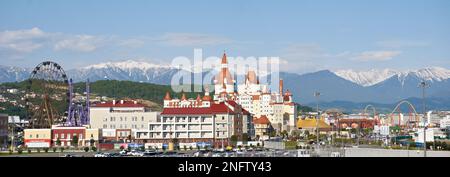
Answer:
[{"xmin": 1, "ymin": 0, "xmax": 449, "ymax": 73}]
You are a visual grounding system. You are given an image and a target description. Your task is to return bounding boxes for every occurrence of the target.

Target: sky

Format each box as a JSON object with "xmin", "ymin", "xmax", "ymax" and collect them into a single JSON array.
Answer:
[{"xmin": 1, "ymin": 0, "xmax": 449, "ymax": 73}]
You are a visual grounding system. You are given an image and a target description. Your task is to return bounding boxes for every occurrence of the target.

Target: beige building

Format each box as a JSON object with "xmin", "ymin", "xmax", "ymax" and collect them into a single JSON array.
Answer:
[
  {"xmin": 89, "ymin": 100, "xmax": 159, "ymax": 140},
  {"xmin": 253, "ymin": 115, "xmax": 272, "ymax": 140},
  {"xmin": 24, "ymin": 129, "xmax": 52, "ymax": 148}
]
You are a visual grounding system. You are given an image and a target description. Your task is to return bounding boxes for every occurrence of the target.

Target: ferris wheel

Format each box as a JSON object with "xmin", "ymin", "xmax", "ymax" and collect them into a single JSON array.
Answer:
[{"xmin": 25, "ymin": 61, "xmax": 69, "ymax": 128}]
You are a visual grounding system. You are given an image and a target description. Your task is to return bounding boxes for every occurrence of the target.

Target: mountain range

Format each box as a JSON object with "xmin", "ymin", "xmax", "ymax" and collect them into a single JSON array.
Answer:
[{"xmin": 1, "ymin": 60, "xmax": 449, "ymax": 112}]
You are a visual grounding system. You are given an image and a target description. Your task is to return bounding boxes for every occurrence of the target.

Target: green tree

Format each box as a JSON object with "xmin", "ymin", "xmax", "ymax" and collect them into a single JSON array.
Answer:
[
  {"xmin": 90, "ymin": 139, "xmax": 95, "ymax": 147},
  {"xmin": 242, "ymin": 133, "xmax": 249, "ymax": 145},
  {"xmin": 230, "ymin": 135, "xmax": 238, "ymax": 147},
  {"xmin": 56, "ymin": 138, "xmax": 61, "ymax": 146},
  {"xmin": 71, "ymin": 135, "xmax": 79, "ymax": 147},
  {"xmin": 269, "ymin": 131, "xmax": 277, "ymax": 138},
  {"xmin": 84, "ymin": 147, "xmax": 89, "ymax": 152},
  {"xmin": 281, "ymin": 130, "xmax": 288, "ymax": 139}
]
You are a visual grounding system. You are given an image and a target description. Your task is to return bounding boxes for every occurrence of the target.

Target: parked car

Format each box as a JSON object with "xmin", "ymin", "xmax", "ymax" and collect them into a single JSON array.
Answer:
[{"xmin": 297, "ymin": 149, "xmax": 311, "ymax": 157}]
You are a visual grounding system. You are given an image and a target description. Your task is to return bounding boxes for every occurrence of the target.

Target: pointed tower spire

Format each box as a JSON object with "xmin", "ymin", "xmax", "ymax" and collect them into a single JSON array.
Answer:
[
  {"xmin": 164, "ymin": 91, "xmax": 171, "ymax": 100},
  {"xmin": 181, "ymin": 92, "xmax": 187, "ymax": 101},
  {"xmin": 221, "ymin": 51, "xmax": 227, "ymax": 64}
]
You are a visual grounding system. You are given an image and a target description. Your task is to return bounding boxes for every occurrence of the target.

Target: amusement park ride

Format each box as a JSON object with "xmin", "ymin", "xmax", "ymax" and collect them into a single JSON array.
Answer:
[{"xmin": 25, "ymin": 61, "xmax": 90, "ymax": 128}]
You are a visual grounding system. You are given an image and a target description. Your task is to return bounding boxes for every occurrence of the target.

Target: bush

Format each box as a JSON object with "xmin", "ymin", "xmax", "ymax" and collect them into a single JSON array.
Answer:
[
  {"xmin": 18, "ymin": 148, "xmax": 23, "ymax": 154},
  {"xmin": 91, "ymin": 146, "xmax": 97, "ymax": 152},
  {"xmin": 28, "ymin": 149, "xmax": 32, "ymax": 153},
  {"xmin": 44, "ymin": 148, "xmax": 49, "ymax": 153},
  {"xmin": 84, "ymin": 147, "xmax": 90, "ymax": 152},
  {"xmin": 285, "ymin": 141, "xmax": 298, "ymax": 150},
  {"xmin": 60, "ymin": 147, "xmax": 64, "ymax": 152},
  {"xmin": 53, "ymin": 147, "xmax": 57, "ymax": 152},
  {"xmin": 37, "ymin": 148, "xmax": 41, "ymax": 153}
]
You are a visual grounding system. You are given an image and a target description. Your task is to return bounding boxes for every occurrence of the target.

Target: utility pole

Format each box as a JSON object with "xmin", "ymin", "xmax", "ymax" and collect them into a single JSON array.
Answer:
[
  {"xmin": 314, "ymin": 92, "xmax": 321, "ymax": 149},
  {"xmin": 419, "ymin": 80, "xmax": 429, "ymax": 157}
]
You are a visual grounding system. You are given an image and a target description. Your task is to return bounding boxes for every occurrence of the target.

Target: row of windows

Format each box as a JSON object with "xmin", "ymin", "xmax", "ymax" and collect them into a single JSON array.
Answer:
[
  {"xmin": 104, "ymin": 116, "xmax": 145, "ymax": 122},
  {"xmin": 54, "ymin": 133, "xmax": 83, "ymax": 139},
  {"xmin": 102, "ymin": 124, "xmax": 145, "ymax": 129}
]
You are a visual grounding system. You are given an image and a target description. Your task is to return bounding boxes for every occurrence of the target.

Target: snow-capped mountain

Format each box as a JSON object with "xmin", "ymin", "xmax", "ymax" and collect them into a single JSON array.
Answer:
[
  {"xmin": 333, "ymin": 69, "xmax": 398, "ymax": 87},
  {"xmin": 67, "ymin": 60, "xmax": 179, "ymax": 84},
  {"xmin": 1, "ymin": 61, "xmax": 449, "ymax": 106},
  {"xmin": 83, "ymin": 60, "xmax": 172, "ymax": 70},
  {"xmin": 0, "ymin": 65, "xmax": 31, "ymax": 83},
  {"xmin": 333, "ymin": 67, "xmax": 450, "ymax": 87}
]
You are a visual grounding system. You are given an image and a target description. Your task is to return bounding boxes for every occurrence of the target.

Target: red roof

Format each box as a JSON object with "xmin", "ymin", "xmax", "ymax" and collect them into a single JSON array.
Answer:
[
  {"xmin": 253, "ymin": 115, "xmax": 270, "ymax": 124},
  {"xmin": 221, "ymin": 52, "xmax": 227, "ymax": 64},
  {"xmin": 164, "ymin": 91, "xmax": 171, "ymax": 100},
  {"xmin": 161, "ymin": 102, "xmax": 236, "ymax": 115},
  {"xmin": 92, "ymin": 101, "xmax": 145, "ymax": 108}
]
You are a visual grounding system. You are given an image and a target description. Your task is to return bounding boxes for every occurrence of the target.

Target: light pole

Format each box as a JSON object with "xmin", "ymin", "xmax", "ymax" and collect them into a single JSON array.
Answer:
[
  {"xmin": 314, "ymin": 92, "xmax": 321, "ymax": 149},
  {"xmin": 419, "ymin": 80, "xmax": 429, "ymax": 157}
]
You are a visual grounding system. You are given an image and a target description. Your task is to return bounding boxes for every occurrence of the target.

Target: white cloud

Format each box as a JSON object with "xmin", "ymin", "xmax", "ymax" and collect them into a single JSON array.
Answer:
[
  {"xmin": 118, "ymin": 38, "xmax": 145, "ymax": 48},
  {"xmin": 158, "ymin": 33, "xmax": 232, "ymax": 46},
  {"xmin": 0, "ymin": 27, "xmax": 46, "ymax": 54},
  {"xmin": 351, "ymin": 50, "xmax": 402, "ymax": 61},
  {"xmin": 54, "ymin": 35, "xmax": 106, "ymax": 52}
]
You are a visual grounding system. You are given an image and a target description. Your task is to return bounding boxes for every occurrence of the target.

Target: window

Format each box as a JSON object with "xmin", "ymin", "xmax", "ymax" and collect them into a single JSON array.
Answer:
[
  {"xmin": 29, "ymin": 134, "xmax": 32, "ymax": 138},
  {"xmin": 103, "ymin": 124, "xmax": 107, "ymax": 128},
  {"xmin": 141, "ymin": 116, "xmax": 144, "ymax": 121}
]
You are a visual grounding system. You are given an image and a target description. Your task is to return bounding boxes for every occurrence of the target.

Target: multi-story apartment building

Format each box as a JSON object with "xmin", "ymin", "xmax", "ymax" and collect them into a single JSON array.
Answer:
[
  {"xmin": 135, "ymin": 91, "xmax": 252, "ymax": 147},
  {"xmin": 89, "ymin": 100, "xmax": 159, "ymax": 141}
]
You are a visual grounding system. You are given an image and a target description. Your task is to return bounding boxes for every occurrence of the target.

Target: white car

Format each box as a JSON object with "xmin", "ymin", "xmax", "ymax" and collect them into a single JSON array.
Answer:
[
  {"xmin": 330, "ymin": 152, "xmax": 342, "ymax": 157},
  {"xmin": 297, "ymin": 149, "xmax": 311, "ymax": 157},
  {"xmin": 94, "ymin": 153, "xmax": 104, "ymax": 157}
]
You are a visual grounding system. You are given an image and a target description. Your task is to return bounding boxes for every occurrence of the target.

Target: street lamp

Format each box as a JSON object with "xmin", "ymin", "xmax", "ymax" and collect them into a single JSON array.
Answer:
[
  {"xmin": 314, "ymin": 92, "xmax": 321, "ymax": 148},
  {"xmin": 418, "ymin": 80, "xmax": 429, "ymax": 157}
]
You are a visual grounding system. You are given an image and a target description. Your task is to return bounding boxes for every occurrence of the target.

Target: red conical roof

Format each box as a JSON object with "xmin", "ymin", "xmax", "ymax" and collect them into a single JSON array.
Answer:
[
  {"xmin": 164, "ymin": 91, "xmax": 171, "ymax": 100},
  {"xmin": 221, "ymin": 52, "xmax": 227, "ymax": 64}
]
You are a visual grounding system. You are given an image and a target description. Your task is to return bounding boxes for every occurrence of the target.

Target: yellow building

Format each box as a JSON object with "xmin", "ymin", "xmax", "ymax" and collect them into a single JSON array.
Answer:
[{"xmin": 297, "ymin": 117, "xmax": 331, "ymax": 132}]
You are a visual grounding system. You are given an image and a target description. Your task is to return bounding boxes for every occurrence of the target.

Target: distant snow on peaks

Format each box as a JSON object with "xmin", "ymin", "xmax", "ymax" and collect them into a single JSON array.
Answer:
[
  {"xmin": 408, "ymin": 67, "xmax": 450, "ymax": 82},
  {"xmin": 333, "ymin": 68, "xmax": 398, "ymax": 87},
  {"xmin": 333, "ymin": 67, "xmax": 450, "ymax": 87},
  {"xmin": 83, "ymin": 60, "xmax": 173, "ymax": 70}
]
